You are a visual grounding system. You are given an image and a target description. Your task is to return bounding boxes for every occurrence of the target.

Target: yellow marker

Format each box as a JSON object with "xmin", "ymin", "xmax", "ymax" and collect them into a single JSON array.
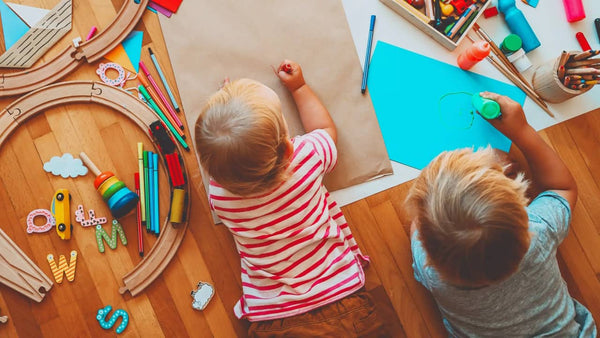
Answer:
[{"xmin": 137, "ymin": 143, "xmax": 146, "ymax": 223}]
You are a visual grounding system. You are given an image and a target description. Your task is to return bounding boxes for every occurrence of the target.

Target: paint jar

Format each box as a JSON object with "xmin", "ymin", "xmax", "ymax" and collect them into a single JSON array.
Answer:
[
  {"xmin": 498, "ymin": 0, "xmax": 540, "ymax": 52},
  {"xmin": 507, "ymin": 49, "xmax": 532, "ymax": 72},
  {"xmin": 500, "ymin": 34, "xmax": 522, "ymax": 56},
  {"xmin": 532, "ymin": 55, "xmax": 592, "ymax": 103},
  {"xmin": 457, "ymin": 40, "xmax": 490, "ymax": 70}
]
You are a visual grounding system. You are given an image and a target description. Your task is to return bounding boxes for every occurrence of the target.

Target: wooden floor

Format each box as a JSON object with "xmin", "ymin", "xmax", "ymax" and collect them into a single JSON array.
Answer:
[{"xmin": 0, "ymin": 1, "xmax": 599, "ymax": 337}]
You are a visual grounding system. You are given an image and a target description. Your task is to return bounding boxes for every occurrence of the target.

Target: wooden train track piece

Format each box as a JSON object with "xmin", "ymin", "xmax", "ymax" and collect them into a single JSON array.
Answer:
[
  {"xmin": 1, "ymin": 81, "xmax": 190, "ymax": 297},
  {"xmin": 0, "ymin": 0, "xmax": 149, "ymax": 97},
  {"xmin": 0, "ymin": 226, "xmax": 53, "ymax": 302},
  {"xmin": 0, "ymin": 0, "xmax": 73, "ymax": 68}
]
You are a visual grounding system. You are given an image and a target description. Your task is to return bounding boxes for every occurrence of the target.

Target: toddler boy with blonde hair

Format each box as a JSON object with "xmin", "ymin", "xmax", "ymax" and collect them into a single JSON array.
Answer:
[
  {"xmin": 406, "ymin": 92, "xmax": 596, "ymax": 337},
  {"xmin": 195, "ymin": 60, "xmax": 386, "ymax": 337}
]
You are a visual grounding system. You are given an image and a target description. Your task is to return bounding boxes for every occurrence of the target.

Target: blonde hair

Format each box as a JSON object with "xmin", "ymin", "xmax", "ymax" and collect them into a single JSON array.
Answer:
[
  {"xmin": 406, "ymin": 147, "xmax": 531, "ymax": 287},
  {"xmin": 195, "ymin": 79, "xmax": 290, "ymax": 196}
]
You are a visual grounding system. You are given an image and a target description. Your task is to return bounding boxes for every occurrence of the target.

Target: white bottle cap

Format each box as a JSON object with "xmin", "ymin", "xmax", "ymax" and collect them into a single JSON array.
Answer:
[{"xmin": 507, "ymin": 48, "xmax": 532, "ymax": 72}]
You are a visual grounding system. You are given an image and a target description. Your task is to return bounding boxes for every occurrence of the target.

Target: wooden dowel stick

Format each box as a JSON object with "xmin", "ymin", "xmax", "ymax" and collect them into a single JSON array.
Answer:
[
  {"xmin": 487, "ymin": 55, "xmax": 555, "ymax": 118},
  {"xmin": 474, "ymin": 24, "xmax": 542, "ymax": 102},
  {"xmin": 80, "ymin": 152, "xmax": 101, "ymax": 176}
]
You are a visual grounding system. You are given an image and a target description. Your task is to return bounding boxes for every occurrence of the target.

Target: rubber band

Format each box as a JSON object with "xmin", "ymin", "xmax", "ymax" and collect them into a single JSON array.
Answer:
[{"xmin": 26, "ymin": 209, "xmax": 55, "ymax": 234}]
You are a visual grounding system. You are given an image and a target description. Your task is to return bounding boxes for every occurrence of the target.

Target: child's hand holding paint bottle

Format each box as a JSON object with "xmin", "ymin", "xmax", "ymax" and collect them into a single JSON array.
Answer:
[{"xmin": 479, "ymin": 91, "xmax": 531, "ymax": 141}]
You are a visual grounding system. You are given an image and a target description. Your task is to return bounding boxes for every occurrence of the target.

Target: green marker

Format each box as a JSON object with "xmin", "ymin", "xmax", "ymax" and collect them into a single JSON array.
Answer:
[{"xmin": 138, "ymin": 85, "xmax": 189, "ymax": 150}]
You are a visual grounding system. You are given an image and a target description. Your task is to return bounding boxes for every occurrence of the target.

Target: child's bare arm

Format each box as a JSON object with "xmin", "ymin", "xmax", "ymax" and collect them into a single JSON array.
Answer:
[
  {"xmin": 480, "ymin": 92, "xmax": 577, "ymax": 209},
  {"xmin": 276, "ymin": 60, "xmax": 337, "ymax": 143}
]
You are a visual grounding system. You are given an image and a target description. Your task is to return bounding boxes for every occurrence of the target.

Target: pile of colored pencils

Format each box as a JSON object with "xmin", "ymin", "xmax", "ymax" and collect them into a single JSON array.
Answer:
[{"xmin": 558, "ymin": 50, "xmax": 600, "ymax": 90}]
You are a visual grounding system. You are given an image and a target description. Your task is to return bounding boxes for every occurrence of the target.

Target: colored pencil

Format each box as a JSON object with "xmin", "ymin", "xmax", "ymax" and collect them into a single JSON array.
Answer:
[
  {"xmin": 361, "ymin": 15, "xmax": 376, "ymax": 94},
  {"xmin": 134, "ymin": 173, "xmax": 144, "ymax": 257},
  {"xmin": 148, "ymin": 48, "xmax": 180, "ymax": 112}
]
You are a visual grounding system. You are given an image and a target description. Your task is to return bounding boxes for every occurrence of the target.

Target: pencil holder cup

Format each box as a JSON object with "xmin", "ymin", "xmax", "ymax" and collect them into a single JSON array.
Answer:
[{"xmin": 532, "ymin": 55, "xmax": 592, "ymax": 103}]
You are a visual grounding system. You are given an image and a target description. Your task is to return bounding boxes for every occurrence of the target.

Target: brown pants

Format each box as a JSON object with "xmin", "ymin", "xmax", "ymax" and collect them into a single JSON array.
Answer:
[{"xmin": 248, "ymin": 289, "xmax": 388, "ymax": 338}]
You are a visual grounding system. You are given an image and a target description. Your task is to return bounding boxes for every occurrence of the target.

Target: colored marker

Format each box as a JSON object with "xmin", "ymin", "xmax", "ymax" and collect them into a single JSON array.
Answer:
[
  {"xmin": 576, "ymin": 32, "xmax": 591, "ymax": 51},
  {"xmin": 134, "ymin": 173, "xmax": 144, "ymax": 257},
  {"xmin": 140, "ymin": 61, "xmax": 184, "ymax": 130},
  {"xmin": 595, "ymin": 18, "xmax": 600, "ymax": 43},
  {"xmin": 139, "ymin": 76, "xmax": 183, "ymax": 138},
  {"xmin": 143, "ymin": 151, "xmax": 151, "ymax": 232},
  {"xmin": 361, "ymin": 15, "xmax": 376, "ymax": 94},
  {"xmin": 153, "ymin": 153, "xmax": 160, "ymax": 236},
  {"xmin": 139, "ymin": 85, "xmax": 189, "ymax": 150},
  {"xmin": 137, "ymin": 143, "xmax": 146, "ymax": 223},
  {"xmin": 148, "ymin": 48, "xmax": 180, "ymax": 112},
  {"xmin": 147, "ymin": 151, "xmax": 154, "ymax": 233}
]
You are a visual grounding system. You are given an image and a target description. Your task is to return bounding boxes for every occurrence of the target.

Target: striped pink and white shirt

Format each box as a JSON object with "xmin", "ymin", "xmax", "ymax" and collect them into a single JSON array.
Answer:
[{"xmin": 209, "ymin": 129, "xmax": 368, "ymax": 322}]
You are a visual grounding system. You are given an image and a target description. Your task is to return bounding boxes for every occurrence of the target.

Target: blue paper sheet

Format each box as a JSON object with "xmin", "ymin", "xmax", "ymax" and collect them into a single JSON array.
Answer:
[
  {"xmin": 122, "ymin": 30, "xmax": 143, "ymax": 72},
  {"xmin": 0, "ymin": 0, "xmax": 29, "ymax": 50},
  {"xmin": 368, "ymin": 41, "xmax": 526, "ymax": 169}
]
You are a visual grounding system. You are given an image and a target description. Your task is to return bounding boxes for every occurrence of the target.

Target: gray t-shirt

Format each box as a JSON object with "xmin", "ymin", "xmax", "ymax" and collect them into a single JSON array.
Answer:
[{"xmin": 412, "ymin": 191, "xmax": 597, "ymax": 337}]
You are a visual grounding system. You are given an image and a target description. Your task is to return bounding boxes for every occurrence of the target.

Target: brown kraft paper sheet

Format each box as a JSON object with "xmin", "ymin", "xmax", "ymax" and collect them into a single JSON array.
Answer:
[{"xmin": 159, "ymin": 0, "xmax": 392, "ymax": 197}]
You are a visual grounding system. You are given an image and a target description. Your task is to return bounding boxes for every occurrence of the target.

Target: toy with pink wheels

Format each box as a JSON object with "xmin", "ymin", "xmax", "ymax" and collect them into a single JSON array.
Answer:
[{"xmin": 80, "ymin": 152, "xmax": 139, "ymax": 218}]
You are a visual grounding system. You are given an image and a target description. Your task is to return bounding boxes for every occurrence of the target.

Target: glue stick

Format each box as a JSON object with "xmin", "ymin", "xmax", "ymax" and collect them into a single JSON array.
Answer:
[
  {"xmin": 457, "ymin": 41, "xmax": 490, "ymax": 70},
  {"xmin": 562, "ymin": 0, "xmax": 585, "ymax": 22}
]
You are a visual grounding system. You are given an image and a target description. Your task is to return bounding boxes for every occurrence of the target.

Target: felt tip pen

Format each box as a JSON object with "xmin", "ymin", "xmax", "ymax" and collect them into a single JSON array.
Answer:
[
  {"xmin": 137, "ymin": 142, "xmax": 146, "ymax": 223},
  {"xmin": 139, "ymin": 75, "xmax": 184, "ymax": 138},
  {"xmin": 144, "ymin": 151, "xmax": 151, "ymax": 232},
  {"xmin": 148, "ymin": 47, "xmax": 181, "ymax": 112},
  {"xmin": 139, "ymin": 85, "xmax": 189, "ymax": 151},
  {"xmin": 134, "ymin": 173, "xmax": 144, "ymax": 257},
  {"xmin": 152, "ymin": 153, "xmax": 160, "ymax": 236},
  {"xmin": 147, "ymin": 152, "xmax": 154, "ymax": 234},
  {"xmin": 361, "ymin": 15, "xmax": 376, "ymax": 94},
  {"xmin": 139, "ymin": 61, "xmax": 184, "ymax": 130}
]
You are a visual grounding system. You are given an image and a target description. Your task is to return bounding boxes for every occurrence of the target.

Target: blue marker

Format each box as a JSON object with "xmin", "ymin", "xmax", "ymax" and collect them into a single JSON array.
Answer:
[
  {"xmin": 361, "ymin": 15, "xmax": 376, "ymax": 94},
  {"xmin": 148, "ymin": 48, "xmax": 181, "ymax": 112}
]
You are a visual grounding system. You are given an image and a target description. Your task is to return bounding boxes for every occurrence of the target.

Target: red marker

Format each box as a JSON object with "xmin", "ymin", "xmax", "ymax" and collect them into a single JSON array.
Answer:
[
  {"xmin": 281, "ymin": 63, "xmax": 292, "ymax": 74},
  {"xmin": 576, "ymin": 32, "xmax": 591, "ymax": 51}
]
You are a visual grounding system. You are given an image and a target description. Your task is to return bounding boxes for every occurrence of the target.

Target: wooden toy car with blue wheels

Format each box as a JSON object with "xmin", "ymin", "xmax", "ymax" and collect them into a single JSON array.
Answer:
[{"xmin": 51, "ymin": 189, "xmax": 72, "ymax": 240}]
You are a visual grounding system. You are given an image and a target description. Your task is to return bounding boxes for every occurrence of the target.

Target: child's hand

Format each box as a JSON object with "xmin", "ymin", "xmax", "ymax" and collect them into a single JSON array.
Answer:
[
  {"xmin": 275, "ymin": 60, "xmax": 306, "ymax": 92},
  {"xmin": 480, "ymin": 92, "xmax": 531, "ymax": 141}
]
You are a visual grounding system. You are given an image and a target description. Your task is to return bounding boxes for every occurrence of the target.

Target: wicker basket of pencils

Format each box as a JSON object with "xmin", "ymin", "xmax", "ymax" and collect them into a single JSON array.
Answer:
[{"xmin": 532, "ymin": 51, "xmax": 596, "ymax": 103}]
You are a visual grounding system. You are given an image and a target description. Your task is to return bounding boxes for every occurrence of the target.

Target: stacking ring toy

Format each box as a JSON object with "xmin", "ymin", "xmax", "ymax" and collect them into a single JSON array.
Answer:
[{"xmin": 80, "ymin": 152, "xmax": 139, "ymax": 218}]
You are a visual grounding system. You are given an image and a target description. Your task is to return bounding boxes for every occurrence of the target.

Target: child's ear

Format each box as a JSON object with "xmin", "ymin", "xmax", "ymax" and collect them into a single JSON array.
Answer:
[{"xmin": 284, "ymin": 139, "xmax": 294, "ymax": 159}]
